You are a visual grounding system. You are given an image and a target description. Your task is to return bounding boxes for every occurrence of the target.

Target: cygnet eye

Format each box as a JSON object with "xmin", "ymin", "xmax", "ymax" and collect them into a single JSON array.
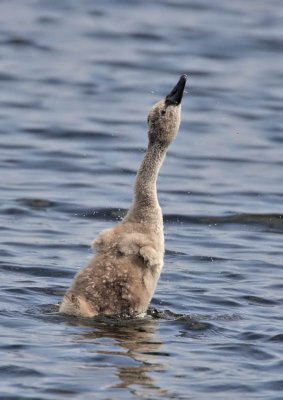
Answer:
[{"xmin": 161, "ymin": 109, "xmax": 166, "ymax": 116}]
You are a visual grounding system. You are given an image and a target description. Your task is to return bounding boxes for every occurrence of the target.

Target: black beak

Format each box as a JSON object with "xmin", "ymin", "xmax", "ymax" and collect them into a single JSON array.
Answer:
[{"xmin": 165, "ymin": 74, "xmax": 187, "ymax": 106}]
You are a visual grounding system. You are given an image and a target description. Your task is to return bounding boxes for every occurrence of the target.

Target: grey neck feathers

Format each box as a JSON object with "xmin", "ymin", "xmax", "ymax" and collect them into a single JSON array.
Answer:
[{"xmin": 125, "ymin": 140, "xmax": 168, "ymax": 223}]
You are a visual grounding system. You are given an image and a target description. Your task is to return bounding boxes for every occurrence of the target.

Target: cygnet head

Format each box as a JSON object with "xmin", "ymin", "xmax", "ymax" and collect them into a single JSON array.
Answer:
[{"xmin": 148, "ymin": 74, "xmax": 187, "ymax": 146}]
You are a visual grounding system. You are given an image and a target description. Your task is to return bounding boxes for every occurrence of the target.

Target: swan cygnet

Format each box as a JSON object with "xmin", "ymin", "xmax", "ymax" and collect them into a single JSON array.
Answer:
[{"xmin": 59, "ymin": 75, "xmax": 187, "ymax": 318}]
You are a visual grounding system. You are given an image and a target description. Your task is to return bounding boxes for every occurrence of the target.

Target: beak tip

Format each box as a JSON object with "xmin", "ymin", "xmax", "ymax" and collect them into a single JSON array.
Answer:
[{"xmin": 165, "ymin": 74, "xmax": 188, "ymax": 106}]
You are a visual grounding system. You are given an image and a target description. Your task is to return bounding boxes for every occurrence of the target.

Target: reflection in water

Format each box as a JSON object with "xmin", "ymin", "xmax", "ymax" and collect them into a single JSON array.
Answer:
[
  {"xmin": 72, "ymin": 316, "xmax": 169, "ymax": 398},
  {"xmin": 59, "ymin": 309, "xmax": 213, "ymax": 398}
]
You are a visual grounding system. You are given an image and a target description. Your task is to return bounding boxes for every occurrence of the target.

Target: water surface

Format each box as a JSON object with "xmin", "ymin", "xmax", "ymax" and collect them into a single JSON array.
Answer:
[{"xmin": 0, "ymin": 0, "xmax": 283, "ymax": 399}]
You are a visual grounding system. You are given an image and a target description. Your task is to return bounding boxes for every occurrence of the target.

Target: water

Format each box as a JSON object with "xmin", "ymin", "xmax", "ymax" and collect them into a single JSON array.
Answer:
[{"xmin": 0, "ymin": 0, "xmax": 283, "ymax": 398}]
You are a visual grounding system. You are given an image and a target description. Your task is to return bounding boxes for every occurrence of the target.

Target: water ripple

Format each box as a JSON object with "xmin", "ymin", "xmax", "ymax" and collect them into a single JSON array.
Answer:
[{"xmin": 0, "ymin": 0, "xmax": 283, "ymax": 399}]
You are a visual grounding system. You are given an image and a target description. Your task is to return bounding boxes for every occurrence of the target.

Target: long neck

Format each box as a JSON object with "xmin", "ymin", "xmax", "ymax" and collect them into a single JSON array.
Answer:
[{"xmin": 126, "ymin": 141, "xmax": 168, "ymax": 223}]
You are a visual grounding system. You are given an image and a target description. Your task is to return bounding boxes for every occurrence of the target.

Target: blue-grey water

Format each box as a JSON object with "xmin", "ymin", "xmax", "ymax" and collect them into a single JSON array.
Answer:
[{"xmin": 1, "ymin": 0, "xmax": 283, "ymax": 399}]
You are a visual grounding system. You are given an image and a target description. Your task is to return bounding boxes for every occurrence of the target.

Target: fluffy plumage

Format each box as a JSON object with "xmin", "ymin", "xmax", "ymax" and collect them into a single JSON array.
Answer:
[{"xmin": 59, "ymin": 75, "xmax": 187, "ymax": 317}]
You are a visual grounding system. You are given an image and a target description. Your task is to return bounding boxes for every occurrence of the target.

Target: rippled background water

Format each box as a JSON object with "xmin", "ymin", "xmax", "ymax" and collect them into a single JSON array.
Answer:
[{"xmin": 1, "ymin": 0, "xmax": 283, "ymax": 399}]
